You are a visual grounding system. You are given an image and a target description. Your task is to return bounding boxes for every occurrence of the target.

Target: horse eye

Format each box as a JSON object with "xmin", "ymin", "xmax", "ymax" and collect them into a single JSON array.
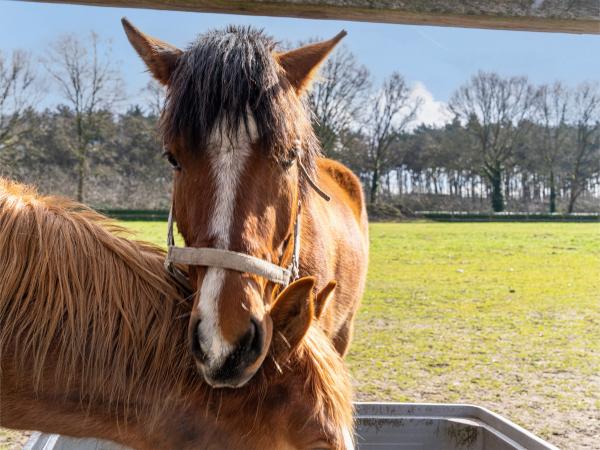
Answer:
[
  {"xmin": 281, "ymin": 158, "xmax": 295, "ymax": 171},
  {"xmin": 163, "ymin": 151, "xmax": 181, "ymax": 171},
  {"xmin": 281, "ymin": 148, "xmax": 298, "ymax": 171}
]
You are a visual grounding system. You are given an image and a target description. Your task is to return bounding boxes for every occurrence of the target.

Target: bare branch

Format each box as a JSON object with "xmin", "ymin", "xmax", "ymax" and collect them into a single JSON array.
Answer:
[
  {"xmin": 42, "ymin": 32, "xmax": 125, "ymax": 202},
  {"xmin": 0, "ymin": 50, "xmax": 42, "ymax": 151},
  {"xmin": 304, "ymin": 43, "xmax": 371, "ymax": 155}
]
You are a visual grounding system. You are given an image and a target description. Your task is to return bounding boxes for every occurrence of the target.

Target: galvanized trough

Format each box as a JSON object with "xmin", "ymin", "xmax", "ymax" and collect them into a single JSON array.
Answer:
[
  {"xmin": 24, "ymin": 402, "xmax": 558, "ymax": 450},
  {"xmin": 354, "ymin": 403, "xmax": 559, "ymax": 450}
]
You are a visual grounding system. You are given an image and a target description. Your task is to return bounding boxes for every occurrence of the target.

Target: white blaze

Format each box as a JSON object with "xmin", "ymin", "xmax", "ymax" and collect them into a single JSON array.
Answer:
[{"xmin": 197, "ymin": 117, "xmax": 257, "ymax": 365}]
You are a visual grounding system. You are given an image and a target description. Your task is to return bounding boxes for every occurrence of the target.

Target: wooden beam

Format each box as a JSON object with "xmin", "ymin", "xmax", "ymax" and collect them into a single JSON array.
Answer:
[{"xmin": 19, "ymin": 0, "xmax": 600, "ymax": 34}]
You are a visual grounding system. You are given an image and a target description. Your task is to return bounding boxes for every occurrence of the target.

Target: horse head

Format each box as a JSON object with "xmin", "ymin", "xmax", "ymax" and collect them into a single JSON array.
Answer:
[{"xmin": 122, "ymin": 19, "xmax": 345, "ymax": 387}]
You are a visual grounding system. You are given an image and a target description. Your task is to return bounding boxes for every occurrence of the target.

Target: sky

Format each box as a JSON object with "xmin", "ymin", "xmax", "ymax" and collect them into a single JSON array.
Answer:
[{"xmin": 2, "ymin": 0, "xmax": 600, "ymax": 125}]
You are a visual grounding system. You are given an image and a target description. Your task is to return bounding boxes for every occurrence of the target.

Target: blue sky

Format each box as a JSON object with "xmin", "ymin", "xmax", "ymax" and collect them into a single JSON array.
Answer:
[{"xmin": 2, "ymin": 0, "xmax": 600, "ymax": 123}]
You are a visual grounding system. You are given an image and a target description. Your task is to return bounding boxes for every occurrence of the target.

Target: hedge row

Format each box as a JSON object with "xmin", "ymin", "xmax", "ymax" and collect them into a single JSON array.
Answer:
[
  {"xmin": 100, "ymin": 209, "xmax": 169, "ymax": 221},
  {"xmin": 417, "ymin": 211, "xmax": 600, "ymax": 222},
  {"xmin": 100, "ymin": 209, "xmax": 599, "ymax": 223}
]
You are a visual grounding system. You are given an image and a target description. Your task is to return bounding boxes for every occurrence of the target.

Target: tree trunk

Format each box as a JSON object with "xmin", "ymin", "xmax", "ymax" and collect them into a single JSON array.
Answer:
[
  {"xmin": 76, "ymin": 114, "xmax": 86, "ymax": 203},
  {"xmin": 77, "ymin": 151, "xmax": 86, "ymax": 203},
  {"xmin": 385, "ymin": 172, "xmax": 392, "ymax": 198},
  {"xmin": 521, "ymin": 172, "xmax": 530, "ymax": 202},
  {"xmin": 370, "ymin": 165, "xmax": 380, "ymax": 204},
  {"xmin": 567, "ymin": 185, "xmax": 580, "ymax": 213},
  {"xmin": 549, "ymin": 169, "xmax": 557, "ymax": 213},
  {"xmin": 488, "ymin": 166, "xmax": 504, "ymax": 212},
  {"xmin": 396, "ymin": 168, "xmax": 403, "ymax": 195}
]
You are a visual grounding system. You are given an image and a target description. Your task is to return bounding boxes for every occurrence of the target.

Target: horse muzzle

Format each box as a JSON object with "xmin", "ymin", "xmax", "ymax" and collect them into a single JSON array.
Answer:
[{"xmin": 190, "ymin": 316, "xmax": 270, "ymax": 388}]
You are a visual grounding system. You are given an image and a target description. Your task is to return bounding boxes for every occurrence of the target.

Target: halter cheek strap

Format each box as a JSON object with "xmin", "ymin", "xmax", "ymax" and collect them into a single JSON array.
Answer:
[{"xmin": 164, "ymin": 154, "xmax": 327, "ymax": 290}]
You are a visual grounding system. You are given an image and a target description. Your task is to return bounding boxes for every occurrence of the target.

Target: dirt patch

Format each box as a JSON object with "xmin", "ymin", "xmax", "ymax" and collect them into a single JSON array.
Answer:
[{"xmin": 0, "ymin": 429, "xmax": 30, "ymax": 450}]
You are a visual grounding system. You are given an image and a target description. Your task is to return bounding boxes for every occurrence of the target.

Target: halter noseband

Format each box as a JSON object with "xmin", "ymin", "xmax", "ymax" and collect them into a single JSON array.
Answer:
[{"xmin": 164, "ymin": 149, "xmax": 329, "ymax": 292}]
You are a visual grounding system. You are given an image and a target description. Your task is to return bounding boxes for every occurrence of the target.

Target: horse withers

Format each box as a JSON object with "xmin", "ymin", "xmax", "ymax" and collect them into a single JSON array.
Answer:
[
  {"xmin": 122, "ymin": 19, "xmax": 369, "ymax": 388},
  {"xmin": 0, "ymin": 179, "xmax": 354, "ymax": 450}
]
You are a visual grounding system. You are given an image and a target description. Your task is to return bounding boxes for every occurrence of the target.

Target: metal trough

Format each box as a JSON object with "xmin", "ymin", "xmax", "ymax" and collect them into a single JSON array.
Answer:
[
  {"xmin": 24, "ymin": 402, "xmax": 559, "ymax": 450},
  {"xmin": 354, "ymin": 403, "xmax": 559, "ymax": 450}
]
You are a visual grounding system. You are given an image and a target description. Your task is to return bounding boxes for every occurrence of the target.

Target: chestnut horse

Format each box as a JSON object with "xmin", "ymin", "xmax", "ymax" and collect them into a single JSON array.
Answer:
[
  {"xmin": 0, "ymin": 179, "xmax": 354, "ymax": 450},
  {"xmin": 122, "ymin": 19, "xmax": 369, "ymax": 388}
]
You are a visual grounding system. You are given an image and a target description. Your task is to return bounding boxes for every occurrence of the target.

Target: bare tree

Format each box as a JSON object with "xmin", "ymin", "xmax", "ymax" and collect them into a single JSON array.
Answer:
[
  {"xmin": 0, "ymin": 50, "xmax": 39, "ymax": 153},
  {"xmin": 306, "ymin": 44, "xmax": 371, "ymax": 156},
  {"xmin": 565, "ymin": 82, "xmax": 600, "ymax": 213},
  {"xmin": 362, "ymin": 72, "xmax": 422, "ymax": 204},
  {"xmin": 450, "ymin": 71, "xmax": 537, "ymax": 212},
  {"xmin": 534, "ymin": 82, "xmax": 570, "ymax": 213},
  {"xmin": 43, "ymin": 32, "xmax": 123, "ymax": 202},
  {"xmin": 143, "ymin": 79, "xmax": 166, "ymax": 118}
]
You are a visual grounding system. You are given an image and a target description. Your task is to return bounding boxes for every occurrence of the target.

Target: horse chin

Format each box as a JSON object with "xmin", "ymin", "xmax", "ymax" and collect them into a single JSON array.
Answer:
[
  {"xmin": 196, "ymin": 357, "xmax": 264, "ymax": 389},
  {"xmin": 198, "ymin": 363, "xmax": 258, "ymax": 389}
]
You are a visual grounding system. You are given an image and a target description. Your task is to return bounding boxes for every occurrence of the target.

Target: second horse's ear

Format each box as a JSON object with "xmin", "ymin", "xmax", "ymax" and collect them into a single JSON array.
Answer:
[
  {"xmin": 270, "ymin": 277, "xmax": 316, "ymax": 354},
  {"xmin": 314, "ymin": 280, "xmax": 336, "ymax": 320},
  {"xmin": 121, "ymin": 17, "xmax": 182, "ymax": 85}
]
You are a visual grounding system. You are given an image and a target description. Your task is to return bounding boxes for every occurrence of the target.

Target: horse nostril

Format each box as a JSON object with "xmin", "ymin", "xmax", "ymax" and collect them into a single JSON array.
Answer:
[
  {"xmin": 247, "ymin": 317, "xmax": 263, "ymax": 358},
  {"xmin": 190, "ymin": 319, "xmax": 206, "ymax": 363}
]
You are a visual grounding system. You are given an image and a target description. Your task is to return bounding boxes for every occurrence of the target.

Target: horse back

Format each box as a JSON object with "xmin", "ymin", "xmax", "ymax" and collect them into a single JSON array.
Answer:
[{"xmin": 317, "ymin": 158, "xmax": 367, "ymax": 229}]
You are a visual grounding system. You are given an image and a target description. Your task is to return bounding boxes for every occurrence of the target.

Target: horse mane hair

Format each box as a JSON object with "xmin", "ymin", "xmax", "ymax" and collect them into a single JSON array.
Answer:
[
  {"xmin": 0, "ymin": 178, "xmax": 352, "ymax": 446},
  {"xmin": 161, "ymin": 25, "xmax": 320, "ymax": 189},
  {"xmin": 0, "ymin": 178, "xmax": 195, "ymax": 412}
]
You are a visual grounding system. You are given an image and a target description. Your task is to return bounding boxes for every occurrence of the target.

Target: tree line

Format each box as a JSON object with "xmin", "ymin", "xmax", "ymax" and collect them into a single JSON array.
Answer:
[{"xmin": 1, "ymin": 32, "xmax": 598, "ymax": 213}]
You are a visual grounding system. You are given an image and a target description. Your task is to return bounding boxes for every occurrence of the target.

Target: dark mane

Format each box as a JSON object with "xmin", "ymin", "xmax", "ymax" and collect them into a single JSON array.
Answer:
[{"xmin": 161, "ymin": 25, "xmax": 319, "ymax": 178}]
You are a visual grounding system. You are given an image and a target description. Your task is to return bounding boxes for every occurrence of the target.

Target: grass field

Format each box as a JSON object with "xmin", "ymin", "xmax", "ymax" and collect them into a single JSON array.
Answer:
[
  {"xmin": 346, "ymin": 222, "xmax": 599, "ymax": 450},
  {"xmin": 2, "ymin": 222, "xmax": 598, "ymax": 449}
]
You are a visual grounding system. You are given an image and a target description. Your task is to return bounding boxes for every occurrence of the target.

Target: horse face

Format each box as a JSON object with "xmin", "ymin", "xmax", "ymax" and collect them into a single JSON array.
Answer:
[
  {"xmin": 122, "ymin": 19, "xmax": 344, "ymax": 387},
  {"xmin": 172, "ymin": 120, "xmax": 299, "ymax": 388}
]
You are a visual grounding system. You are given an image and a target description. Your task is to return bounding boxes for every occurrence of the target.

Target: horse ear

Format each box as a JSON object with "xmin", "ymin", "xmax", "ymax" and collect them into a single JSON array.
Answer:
[
  {"xmin": 270, "ymin": 277, "xmax": 316, "ymax": 353},
  {"xmin": 314, "ymin": 280, "xmax": 336, "ymax": 320},
  {"xmin": 121, "ymin": 17, "xmax": 182, "ymax": 85},
  {"xmin": 277, "ymin": 31, "xmax": 347, "ymax": 94}
]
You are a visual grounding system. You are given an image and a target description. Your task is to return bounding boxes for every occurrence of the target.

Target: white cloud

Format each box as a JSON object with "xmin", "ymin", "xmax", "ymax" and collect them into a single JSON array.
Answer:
[{"xmin": 409, "ymin": 81, "xmax": 451, "ymax": 129}]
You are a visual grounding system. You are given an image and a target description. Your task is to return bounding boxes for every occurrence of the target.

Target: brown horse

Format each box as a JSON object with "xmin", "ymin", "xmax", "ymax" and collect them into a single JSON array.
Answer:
[
  {"xmin": 0, "ymin": 179, "xmax": 354, "ymax": 450},
  {"xmin": 122, "ymin": 19, "xmax": 369, "ymax": 388}
]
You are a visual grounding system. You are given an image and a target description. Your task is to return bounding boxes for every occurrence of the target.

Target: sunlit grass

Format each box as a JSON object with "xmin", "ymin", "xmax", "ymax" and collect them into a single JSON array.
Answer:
[{"xmin": 347, "ymin": 222, "xmax": 599, "ymax": 448}]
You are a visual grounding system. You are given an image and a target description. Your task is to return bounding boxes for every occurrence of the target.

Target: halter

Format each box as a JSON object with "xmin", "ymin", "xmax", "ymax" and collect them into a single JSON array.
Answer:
[{"xmin": 164, "ymin": 148, "xmax": 330, "ymax": 292}]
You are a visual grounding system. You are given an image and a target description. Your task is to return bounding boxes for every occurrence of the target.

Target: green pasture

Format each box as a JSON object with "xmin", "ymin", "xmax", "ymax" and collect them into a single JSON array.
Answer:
[
  {"xmin": 346, "ymin": 222, "xmax": 599, "ymax": 449},
  {"xmin": 122, "ymin": 221, "xmax": 600, "ymax": 449}
]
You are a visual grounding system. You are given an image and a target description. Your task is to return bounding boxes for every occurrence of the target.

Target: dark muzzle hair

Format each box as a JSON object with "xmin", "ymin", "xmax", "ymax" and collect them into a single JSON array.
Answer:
[{"xmin": 161, "ymin": 25, "xmax": 318, "ymax": 168}]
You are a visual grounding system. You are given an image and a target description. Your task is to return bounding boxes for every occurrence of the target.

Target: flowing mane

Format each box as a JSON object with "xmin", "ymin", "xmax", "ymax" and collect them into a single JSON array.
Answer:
[
  {"xmin": 0, "ymin": 178, "xmax": 195, "ymax": 411},
  {"xmin": 0, "ymin": 178, "xmax": 353, "ymax": 449}
]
